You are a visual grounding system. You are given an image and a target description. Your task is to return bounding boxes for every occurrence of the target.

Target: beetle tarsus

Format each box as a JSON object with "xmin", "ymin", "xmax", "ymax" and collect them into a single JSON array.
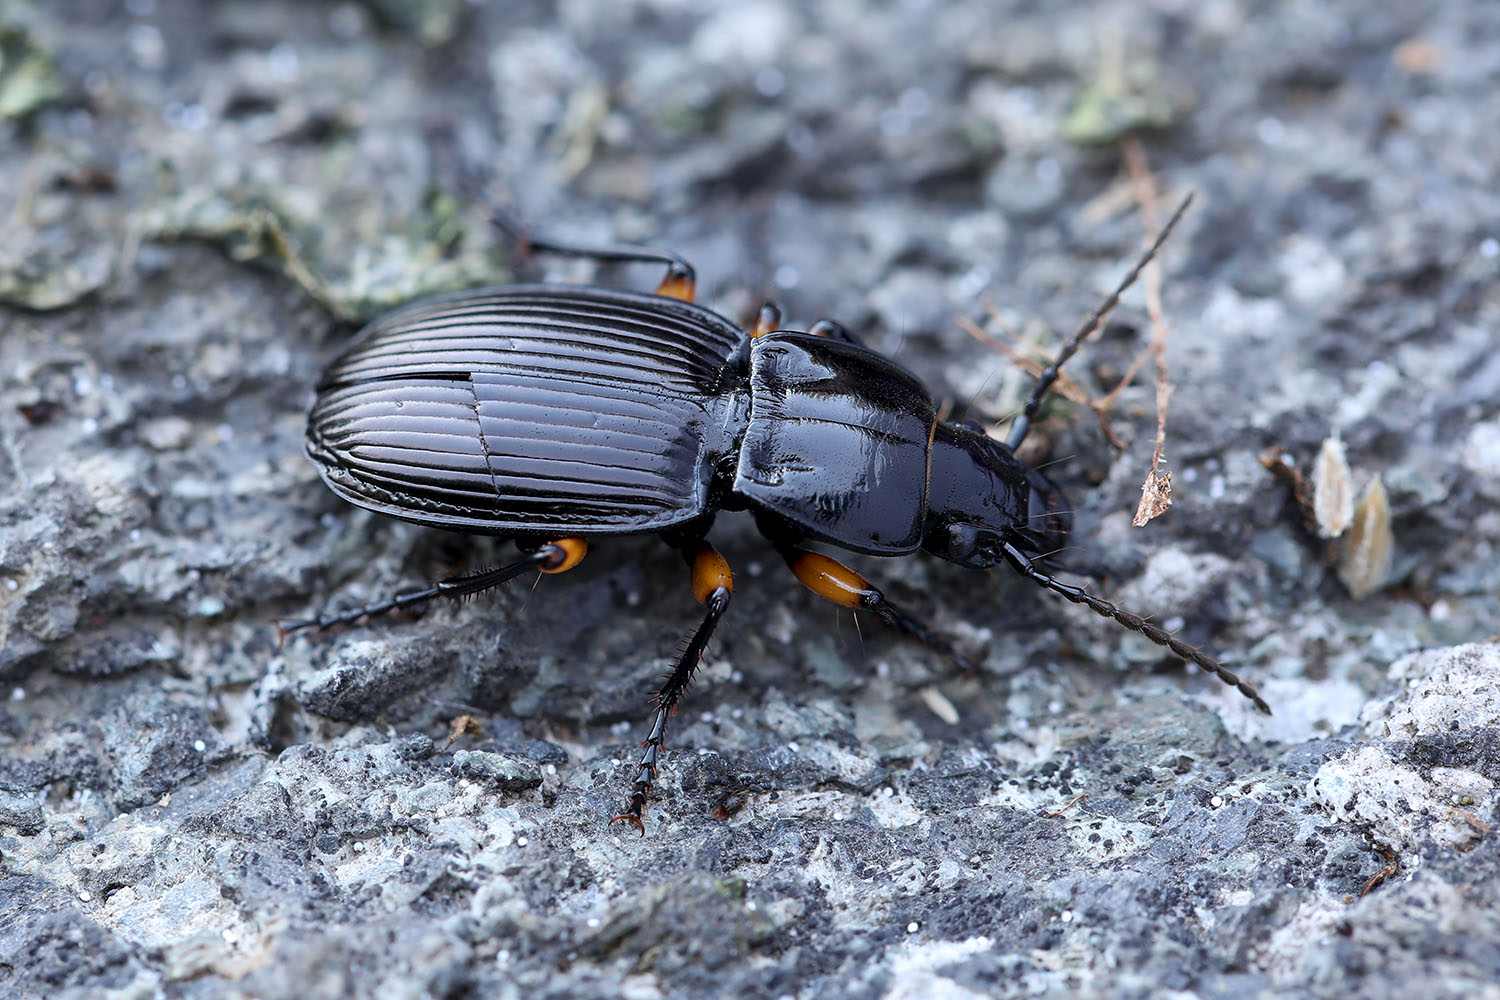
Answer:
[
  {"xmin": 613, "ymin": 585, "xmax": 732, "ymax": 833},
  {"xmin": 275, "ymin": 582, "xmax": 448, "ymax": 636},
  {"xmin": 999, "ymin": 540, "xmax": 1270, "ymax": 714},
  {"xmin": 611, "ymin": 741, "xmax": 658, "ymax": 835},
  {"xmin": 488, "ymin": 206, "xmax": 698, "ymax": 302},
  {"xmin": 277, "ymin": 545, "xmax": 570, "ymax": 637}
]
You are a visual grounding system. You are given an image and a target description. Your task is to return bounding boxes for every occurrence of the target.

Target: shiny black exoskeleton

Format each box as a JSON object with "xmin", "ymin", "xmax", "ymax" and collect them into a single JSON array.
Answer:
[
  {"xmin": 305, "ymin": 284, "xmax": 1070, "ymax": 575},
  {"xmin": 287, "ymin": 196, "xmax": 1268, "ymax": 832}
]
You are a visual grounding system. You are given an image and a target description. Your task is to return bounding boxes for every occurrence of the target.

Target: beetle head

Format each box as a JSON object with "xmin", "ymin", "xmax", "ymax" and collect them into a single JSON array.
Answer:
[{"xmin": 922, "ymin": 421, "xmax": 1071, "ymax": 568}]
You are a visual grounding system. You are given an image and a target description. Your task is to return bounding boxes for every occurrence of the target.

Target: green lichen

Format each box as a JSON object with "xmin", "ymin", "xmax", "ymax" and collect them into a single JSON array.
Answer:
[{"xmin": 0, "ymin": 21, "xmax": 61, "ymax": 120}]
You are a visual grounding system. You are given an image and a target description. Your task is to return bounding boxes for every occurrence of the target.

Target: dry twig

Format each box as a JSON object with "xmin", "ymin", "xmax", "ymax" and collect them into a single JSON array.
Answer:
[{"xmin": 1122, "ymin": 139, "xmax": 1176, "ymax": 526}]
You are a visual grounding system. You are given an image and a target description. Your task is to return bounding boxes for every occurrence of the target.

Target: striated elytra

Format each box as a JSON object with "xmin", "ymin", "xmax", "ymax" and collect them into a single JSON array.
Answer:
[{"xmin": 287, "ymin": 194, "xmax": 1268, "ymax": 832}]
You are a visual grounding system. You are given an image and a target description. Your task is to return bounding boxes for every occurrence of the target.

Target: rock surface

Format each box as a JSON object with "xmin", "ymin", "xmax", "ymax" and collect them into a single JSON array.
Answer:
[{"xmin": 2, "ymin": 1, "xmax": 1497, "ymax": 998}]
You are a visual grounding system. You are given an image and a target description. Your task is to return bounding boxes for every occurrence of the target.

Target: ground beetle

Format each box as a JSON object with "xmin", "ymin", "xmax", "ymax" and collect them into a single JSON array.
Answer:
[{"xmin": 284, "ymin": 194, "xmax": 1269, "ymax": 832}]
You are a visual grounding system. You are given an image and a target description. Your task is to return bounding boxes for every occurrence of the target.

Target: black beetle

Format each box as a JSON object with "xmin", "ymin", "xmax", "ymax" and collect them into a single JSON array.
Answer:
[{"xmin": 284, "ymin": 194, "xmax": 1268, "ymax": 831}]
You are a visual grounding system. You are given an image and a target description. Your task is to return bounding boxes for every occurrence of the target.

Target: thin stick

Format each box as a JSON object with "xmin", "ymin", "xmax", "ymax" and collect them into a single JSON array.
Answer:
[
  {"xmin": 959, "ymin": 305, "xmax": 1125, "ymax": 449},
  {"xmin": 1122, "ymin": 139, "xmax": 1176, "ymax": 527},
  {"xmin": 955, "ymin": 314, "xmax": 1091, "ymax": 406}
]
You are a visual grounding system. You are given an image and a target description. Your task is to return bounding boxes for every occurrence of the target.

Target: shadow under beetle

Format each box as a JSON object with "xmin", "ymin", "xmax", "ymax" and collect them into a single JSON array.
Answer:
[{"xmin": 284, "ymin": 193, "xmax": 1269, "ymax": 832}]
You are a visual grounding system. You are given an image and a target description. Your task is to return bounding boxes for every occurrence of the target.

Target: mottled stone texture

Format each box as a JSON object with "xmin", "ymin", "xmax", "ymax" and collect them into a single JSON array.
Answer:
[{"xmin": 1, "ymin": 1, "xmax": 1497, "ymax": 998}]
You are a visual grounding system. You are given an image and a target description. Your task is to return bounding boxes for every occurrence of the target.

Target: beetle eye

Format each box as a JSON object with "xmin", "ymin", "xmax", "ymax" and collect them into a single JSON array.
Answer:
[{"xmin": 946, "ymin": 523, "xmax": 980, "ymax": 558}]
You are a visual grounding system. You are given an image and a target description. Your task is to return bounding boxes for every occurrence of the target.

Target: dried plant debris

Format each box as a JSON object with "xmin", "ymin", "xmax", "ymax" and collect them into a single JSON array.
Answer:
[
  {"xmin": 1259, "ymin": 446, "xmax": 1315, "ymax": 533},
  {"xmin": 1338, "ymin": 476, "xmax": 1394, "ymax": 599},
  {"xmin": 919, "ymin": 685, "xmax": 961, "ymax": 726},
  {"xmin": 1262, "ymin": 437, "xmax": 1394, "ymax": 599},
  {"xmin": 1122, "ymin": 140, "xmax": 1176, "ymax": 527},
  {"xmin": 1313, "ymin": 435, "xmax": 1355, "ymax": 538},
  {"xmin": 1133, "ymin": 469, "xmax": 1173, "ymax": 526},
  {"xmin": 441, "ymin": 713, "xmax": 484, "ymax": 751}
]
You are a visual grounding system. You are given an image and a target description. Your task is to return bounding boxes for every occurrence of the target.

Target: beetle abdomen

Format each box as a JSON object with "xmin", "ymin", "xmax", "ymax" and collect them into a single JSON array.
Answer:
[
  {"xmin": 734, "ymin": 333, "xmax": 935, "ymax": 554},
  {"xmin": 307, "ymin": 286, "xmax": 748, "ymax": 534}
]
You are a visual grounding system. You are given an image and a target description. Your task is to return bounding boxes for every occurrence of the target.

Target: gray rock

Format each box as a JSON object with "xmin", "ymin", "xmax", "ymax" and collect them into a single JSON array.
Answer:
[{"xmin": 1, "ymin": 1, "xmax": 1497, "ymax": 998}]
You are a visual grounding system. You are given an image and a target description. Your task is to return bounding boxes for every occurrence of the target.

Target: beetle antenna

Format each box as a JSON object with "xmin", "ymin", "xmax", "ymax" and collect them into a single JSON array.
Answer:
[
  {"xmin": 1006, "ymin": 193, "xmax": 1193, "ymax": 451},
  {"xmin": 999, "ymin": 540, "xmax": 1269, "ymax": 714}
]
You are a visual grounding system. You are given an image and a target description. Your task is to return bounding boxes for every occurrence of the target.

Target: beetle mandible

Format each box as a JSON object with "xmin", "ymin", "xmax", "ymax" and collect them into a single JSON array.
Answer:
[{"xmin": 283, "ymin": 193, "xmax": 1269, "ymax": 832}]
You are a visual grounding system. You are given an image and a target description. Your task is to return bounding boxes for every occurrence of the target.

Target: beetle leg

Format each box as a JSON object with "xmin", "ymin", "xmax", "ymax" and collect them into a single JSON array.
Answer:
[
  {"xmin": 653, "ymin": 262, "xmax": 697, "ymax": 302},
  {"xmin": 488, "ymin": 205, "xmax": 698, "ymax": 302},
  {"xmin": 779, "ymin": 547, "xmax": 976, "ymax": 672},
  {"xmin": 806, "ymin": 318, "xmax": 863, "ymax": 346},
  {"xmin": 997, "ymin": 539, "xmax": 1271, "ymax": 714},
  {"xmin": 530, "ymin": 536, "xmax": 588, "ymax": 574},
  {"xmin": 1005, "ymin": 193, "xmax": 1193, "ymax": 450},
  {"xmin": 612, "ymin": 542, "xmax": 734, "ymax": 834},
  {"xmin": 751, "ymin": 301, "xmax": 783, "ymax": 338},
  {"xmin": 276, "ymin": 538, "xmax": 586, "ymax": 637}
]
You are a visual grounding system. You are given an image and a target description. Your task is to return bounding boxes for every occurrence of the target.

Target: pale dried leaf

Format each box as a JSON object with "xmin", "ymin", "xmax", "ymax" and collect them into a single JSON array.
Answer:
[
  {"xmin": 1338, "ymin": 476, "xmax": 1394, "ymax": 599},
  {"xmin": 443, "ymin": 713, "xmax": 483, "ymax": 750},
  {"xmin": 1313, "ymin": 435, "xmax": 1354, "ymax": 538},
  {"xmin": 919, "ymin": 685, "xmax": 961, "ymax": 726},
  {"xmin": 1133, "ymin": 469, "xmax": 1173, "ymax": 526}
]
